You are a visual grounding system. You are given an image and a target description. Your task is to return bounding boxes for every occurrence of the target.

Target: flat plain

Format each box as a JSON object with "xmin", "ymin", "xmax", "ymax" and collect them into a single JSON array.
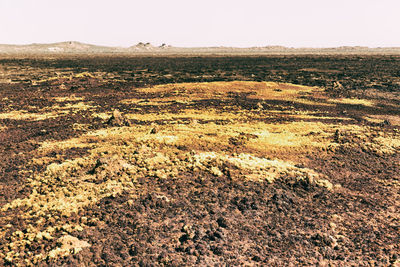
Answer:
[{"xmin": 0, "ymin": 55, "xmax": 399, "ymax": 266}]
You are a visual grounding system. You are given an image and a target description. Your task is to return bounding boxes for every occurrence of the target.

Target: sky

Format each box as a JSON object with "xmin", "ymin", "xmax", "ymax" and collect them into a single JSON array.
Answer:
[{"xmin": 0, "ymin": 0, "xmax": 399, "ymax": 48}]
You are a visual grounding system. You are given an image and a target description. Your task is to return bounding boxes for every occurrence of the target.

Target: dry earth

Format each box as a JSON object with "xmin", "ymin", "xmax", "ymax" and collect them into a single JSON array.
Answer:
[{"xmin": 0, "ymin": 57, "xmax": 399, "ymax": 266}]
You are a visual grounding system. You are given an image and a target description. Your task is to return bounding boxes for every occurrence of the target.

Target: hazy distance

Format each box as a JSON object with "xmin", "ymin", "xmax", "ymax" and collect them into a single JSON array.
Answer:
[{"xmin": 1, "ymin": 0, "xmax": 399, "ymax": 48}]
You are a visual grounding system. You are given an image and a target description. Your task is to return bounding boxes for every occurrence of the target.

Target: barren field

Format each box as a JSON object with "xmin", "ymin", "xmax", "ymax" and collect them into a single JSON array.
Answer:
[{"xmin": 0, "ymin": 55, "xmax": 399, "ymax": 266}]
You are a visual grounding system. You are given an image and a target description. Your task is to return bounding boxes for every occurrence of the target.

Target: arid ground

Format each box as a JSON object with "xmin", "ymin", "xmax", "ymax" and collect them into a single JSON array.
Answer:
[{"xmin": 0, "ymin": 55, "xmax": 399, "ymax": 266}]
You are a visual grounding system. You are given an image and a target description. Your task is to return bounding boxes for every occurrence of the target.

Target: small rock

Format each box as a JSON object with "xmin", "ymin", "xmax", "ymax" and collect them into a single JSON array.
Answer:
[
  {"xmin": 179, "ymin": 234, "xmax": 190, "ymax": 243},
  {"xmin": 316, "ymin": 179, "xmax": 334, "ymax": 191},
  {"xmin": 80, "ymin": 216, "xmax": 88, "ymax": 224},
  {"xmin": 75, "ymin": 225, "xmax": 84, "ymax": 232},
  {"xmin": 106, "ymin": 109, "xmax": 131, "ymax": 127},
  {"xmin": 48, "ymin": 235, "xmax": 91, "ymax": 258},
  {"xmin": 35, "ymin": 232, "xmax": 43, "ymax": 241},
  {"xmin": 334, "ymin": 129, "xmax": 340, "ymax": 142},
  {"xmin": 216, "ymin": 217, "xmax": 228, "ymax": 228},
  {"xmin": 150, "ymin": 127, "xmax": 157, "ymax": 134},
  {"xmin": 211, "ymin": 245, "xmax": 223, "ymax": 255},
  {"xmin": 210, "ymin": 166, "xmax": 223, "ymax": 177}
]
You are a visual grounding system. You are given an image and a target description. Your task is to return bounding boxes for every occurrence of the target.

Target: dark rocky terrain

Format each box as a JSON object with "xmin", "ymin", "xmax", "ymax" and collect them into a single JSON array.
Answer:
[{"xmin": 0, "ymin": 55, "xmax": 399, "ymax": 266}]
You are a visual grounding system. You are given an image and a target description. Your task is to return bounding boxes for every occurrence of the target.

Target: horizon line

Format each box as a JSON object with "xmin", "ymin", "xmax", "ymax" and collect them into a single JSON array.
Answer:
[{"xmin": 1, "ymin": 41, "xmax": 400, "ymax": 49}]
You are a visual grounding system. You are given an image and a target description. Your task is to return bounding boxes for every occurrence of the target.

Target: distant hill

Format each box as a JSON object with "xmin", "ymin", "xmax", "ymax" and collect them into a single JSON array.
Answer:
[
  {"xmin": 1, "ymin": 41, "xmax": 400, "ymax": 55},
  {"xmin": 0, "ymin": 41, "xmax": 118, "ymax": 53}
]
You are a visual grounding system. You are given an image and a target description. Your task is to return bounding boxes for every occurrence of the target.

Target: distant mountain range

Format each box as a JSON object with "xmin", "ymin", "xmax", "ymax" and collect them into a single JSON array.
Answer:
[{"xmin": 1, "ymin": 41, "xmax": 400, "ymax": 54}]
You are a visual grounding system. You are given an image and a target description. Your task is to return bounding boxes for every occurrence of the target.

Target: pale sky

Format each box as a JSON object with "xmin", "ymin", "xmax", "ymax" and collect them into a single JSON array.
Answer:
[{"xmin": 0, "ymin": 0, "xmax": 399, "ymax": 48}]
